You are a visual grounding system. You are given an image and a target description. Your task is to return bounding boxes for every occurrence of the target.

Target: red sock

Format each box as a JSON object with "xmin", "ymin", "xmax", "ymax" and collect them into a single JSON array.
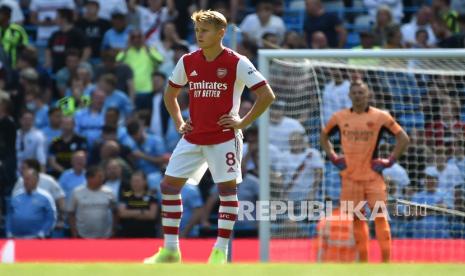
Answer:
[{"xmin": 161, "ymin": 183, "xmax": 183, "ymax": 251}]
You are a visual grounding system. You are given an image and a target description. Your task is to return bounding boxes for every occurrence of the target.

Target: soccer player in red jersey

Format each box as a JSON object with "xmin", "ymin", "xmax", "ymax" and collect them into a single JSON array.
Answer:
[
  {"xmin": 143, "ymin": 10, "xmax": 275, "ymax": 264},
  {"xmin": 321, "ymin": 80, "xmax": 409, "ymax": 262}
]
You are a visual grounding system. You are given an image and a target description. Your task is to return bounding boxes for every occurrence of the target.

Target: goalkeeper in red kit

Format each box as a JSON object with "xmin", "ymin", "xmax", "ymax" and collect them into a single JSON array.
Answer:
[{"xmin": 320, "ymin": 79, "xmax": 409, "ymax": 262}]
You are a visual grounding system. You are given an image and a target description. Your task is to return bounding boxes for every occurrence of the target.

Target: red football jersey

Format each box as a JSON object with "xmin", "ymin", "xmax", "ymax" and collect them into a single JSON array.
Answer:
[{"xmin": 168, "ymin": 48, "xmax": 267, "ymax": 145}]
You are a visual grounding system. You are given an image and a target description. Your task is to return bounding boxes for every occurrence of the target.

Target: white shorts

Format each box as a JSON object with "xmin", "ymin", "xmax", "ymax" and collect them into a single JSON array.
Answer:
[{"xmin": 165, "ymin": 134, "xmax": 243, "ymax": 184}]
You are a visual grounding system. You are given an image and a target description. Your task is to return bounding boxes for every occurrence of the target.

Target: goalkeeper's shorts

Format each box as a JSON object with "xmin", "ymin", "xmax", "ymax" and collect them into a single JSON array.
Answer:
[{"xmin": 340, "ymin": 175, "xmax": 387, "ymax": 210}]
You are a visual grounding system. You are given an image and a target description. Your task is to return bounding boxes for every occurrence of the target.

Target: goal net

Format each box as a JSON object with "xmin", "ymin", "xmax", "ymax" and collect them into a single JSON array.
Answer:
[{"xmin": 256, "ymin": 49, "xmax": 465, "ymax": 262}]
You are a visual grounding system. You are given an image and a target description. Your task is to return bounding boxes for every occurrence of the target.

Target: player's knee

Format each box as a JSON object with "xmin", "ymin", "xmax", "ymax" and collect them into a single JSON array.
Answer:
[
  {"xmin": 217, "ymin": 183, "xmax": 237, "ymax": 196},
  {"xmin": 160, "ymin": 181, "xmax": 183, "ymax": 195}
]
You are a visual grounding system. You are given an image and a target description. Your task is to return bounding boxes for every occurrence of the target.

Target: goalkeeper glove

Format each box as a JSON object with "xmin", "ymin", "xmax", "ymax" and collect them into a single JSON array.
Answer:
[
  {"xmin": 371, "ymin": 155, "xmax": 396, "ymax": 173},
  {"xmin": 329, "ymin": 153, "xmax": 346, "ymax": 170}
]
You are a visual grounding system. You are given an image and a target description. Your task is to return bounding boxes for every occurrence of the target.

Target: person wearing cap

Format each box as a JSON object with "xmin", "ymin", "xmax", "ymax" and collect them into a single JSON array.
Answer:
[
  {"xmin": 349, "ymin": 30, "xmax": 381, "ymax": 66},
  {"xmin": 0, "ymin": 4, "xmax": 29, "ymax": 68},
  {"xmin": 101, "ymin": 12, "xmax": 131, "ymax": 51}
]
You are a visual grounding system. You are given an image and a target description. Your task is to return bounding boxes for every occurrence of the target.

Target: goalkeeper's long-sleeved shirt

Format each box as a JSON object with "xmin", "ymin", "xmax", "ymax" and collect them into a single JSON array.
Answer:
[{"xmin": 6, "ymin": 188, "xmax": 57, "ymax": 238}]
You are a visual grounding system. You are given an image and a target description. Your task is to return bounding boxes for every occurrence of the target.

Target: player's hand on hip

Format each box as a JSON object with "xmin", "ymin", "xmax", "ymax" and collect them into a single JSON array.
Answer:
[
  {"xmin": 371, "ymin": 155, "xmax": 396, "ymax": 173},
  {"xmin": 218, "ymin": 114, "xmax": 244, "ymax": 129},
  {"xmin": 178, "ymin": 120, "xmax": 193, "ymax": 134},
  {"xmin": 329, "ymin": 153, "xmax": 346, "ymax": 170}
]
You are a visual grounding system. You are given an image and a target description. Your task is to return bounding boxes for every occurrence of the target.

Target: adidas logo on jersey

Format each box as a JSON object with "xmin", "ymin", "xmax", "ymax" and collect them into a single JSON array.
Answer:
[
  {"xmin": 227, "ymin": 167, "xmax": 235, "ymax": 173},
  {"xmin": 190, "ymin": 70, "xmax": 198, "ymax": 77}
]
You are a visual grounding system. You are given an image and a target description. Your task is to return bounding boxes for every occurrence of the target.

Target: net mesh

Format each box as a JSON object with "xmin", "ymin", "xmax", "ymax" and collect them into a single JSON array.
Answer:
[{"xmin": 263, "ymin": 54, "xmax": 465, "ymax": 262}]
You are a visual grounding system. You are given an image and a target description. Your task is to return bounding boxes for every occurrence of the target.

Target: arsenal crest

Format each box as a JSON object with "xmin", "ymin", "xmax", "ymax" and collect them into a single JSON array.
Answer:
[{"xmin": 217, "ymin": 68, "xmax": 227, "ymax": 78}]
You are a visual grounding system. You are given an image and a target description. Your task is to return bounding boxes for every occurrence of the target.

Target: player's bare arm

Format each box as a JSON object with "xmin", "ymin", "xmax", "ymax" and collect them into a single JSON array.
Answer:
[
  {"xmin": 320, "ymin": 131, "xmax": 335, "ymax": 157},
  {"xmin": 164, "ymin": 84, "xmax": 193, "ymax": 134},
  {"xmin": 217, "ymin": 84, "xmax": 275, "ymax": 129},
  {"xmin": 391, "ymin": 129, "xmax": 410, "ymax": 160},
  {"xmin": 320, "ymin": 125, "xmax": 346, "ymax": 170}
]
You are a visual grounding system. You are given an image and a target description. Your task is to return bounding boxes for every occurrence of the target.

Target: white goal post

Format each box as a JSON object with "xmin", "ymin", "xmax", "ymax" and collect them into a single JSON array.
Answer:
[{"xmin": 257, "ymin": 49, "xmax": 465, "ymax": 263}]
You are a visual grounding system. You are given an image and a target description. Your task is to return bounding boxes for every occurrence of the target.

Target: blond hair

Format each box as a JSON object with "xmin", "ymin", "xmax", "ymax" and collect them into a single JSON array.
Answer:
[{"xmin": 191, "ymin": 10, "xmax": 227, "ymax": 29}]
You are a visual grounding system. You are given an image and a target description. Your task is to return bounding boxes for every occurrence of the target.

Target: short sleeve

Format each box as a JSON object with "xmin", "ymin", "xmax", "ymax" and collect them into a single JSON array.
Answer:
[
  {"xmin": 309, "ymin": 150, "xmax": 324, "ymax": 169},
  {"xmin": 168, "ymin": 55, "xmax": 187, "ymax": 88},
  {"xmin": 382, "ymin": 112, "xmax": 402, "ymax": 135},
  {"xmin": 49, "ymin": 178, "xmax": 65, "ymax": 200},
  {"xmin": 236, "ymin": 56, "xmax": 267, "ymax": 91},
  {"xmin": 323, "ymin": 114, "xmax": 338, "ymax": 135},
  {"xmin": 68, "ymin": 190, "xmax": 78, "ymax": 212}
]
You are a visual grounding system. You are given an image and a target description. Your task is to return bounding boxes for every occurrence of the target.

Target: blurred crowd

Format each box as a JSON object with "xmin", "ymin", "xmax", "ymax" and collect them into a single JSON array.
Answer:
[{"xmin": 0, "ymin": 0, "xmax": 465, "ymax": 239}]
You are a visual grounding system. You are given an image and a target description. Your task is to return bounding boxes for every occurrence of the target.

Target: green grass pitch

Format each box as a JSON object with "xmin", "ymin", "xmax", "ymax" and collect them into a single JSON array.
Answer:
[{"xmin": 1, "ymin": 264, "xmax": 464, "ymax": 276}]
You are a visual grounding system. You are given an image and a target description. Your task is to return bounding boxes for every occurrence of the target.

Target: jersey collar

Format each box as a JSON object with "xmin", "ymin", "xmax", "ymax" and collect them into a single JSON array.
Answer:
[
  {"xmin": 350, "ymin": 106, "xmax": 370, "ymax": 113},
  {"xmin": 201, "ymin": 48, "xmax": 226, "ymax": 62}
]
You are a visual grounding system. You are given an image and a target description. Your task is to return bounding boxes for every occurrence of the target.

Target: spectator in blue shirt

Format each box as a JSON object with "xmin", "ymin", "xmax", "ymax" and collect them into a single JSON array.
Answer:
[
  {"xmin": 179, "ymin": 183, "xmax": 204, "ymax": 237},
  {"xmin": 41, "ymin": 107, "xmax": 63, "ymax": 150},
  {"xmin": 74, "ymin": 89, "xmax": 105, "ymax": 147},
  {"xmin": 408, "ymin": 168, "xmax": 451, "ymax": 238},
  {"xmin": 58, "ymin": 150, "xmax": 87, "ymax": 206},
  {"xmin": 101, "ymin": 12, "xmax": 131, "ymax": 51},
  {"xmin": 126, "ymin": 120, "xmax": 169, "ymax": 177},
  {"xmin": 98, "ymin": 74, "xmax": 133, "ymax": 119},
  {"xmin": 164, "ymin": 90, "xmax": 189, "ymax": 152},
  {"xmin": 6, "ymin": 168, "xmax": 57, "ymax": 238},
  {"xmin": 104, "ymin": 107, "xmax": 130, "ymax": 145},
  {"xmin": 148, "ymin": 180, "xmax": 203, "ymax": 238}
]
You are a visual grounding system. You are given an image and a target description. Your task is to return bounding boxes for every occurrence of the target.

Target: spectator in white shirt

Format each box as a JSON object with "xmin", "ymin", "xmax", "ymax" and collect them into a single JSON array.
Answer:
[
  {"xmin": 379, "ymin": 144, "xmax": 410, "ymax": 198},
  {"xmin": 269, "ymin": 100, "xmax": 306, "ymax": 153},
  {"xmin": 401, "ymin": 6, "xmax": 437, "ymax": 47},
  {"xmin": 29, "ymin": 0, "xmax": 76, "ymax": 42},
  {"xmin": 283, "ymin": 131, "xmax": 324, "ymax": 201},
  {"xmin": 239, "ymin": 0, "xmax": 286, "ymax": 47},
  {"xmin": 141, "ymin": 0, "xmax": 178, "ymax": 46},
  {"xmin": 97, "ymin": 0, "xmax": 127, "ymax": 21},
  {"xmin": 242, "ymin": 125, "xmax": 285, "ymax": 177},
  {"xmin": 424, "ymin": 145, "xmax": 464, "ymax": 208},
  {"xmin": 322, "ymin": 69, "xmax": 351, "ymax": 125},
  {"xmin": 16, "ymin": 110, "xmax": 47, "ymax": 172},
  {"xmin": 69, "ymin": 165, "xmax": 116, "ymax": 238}
]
